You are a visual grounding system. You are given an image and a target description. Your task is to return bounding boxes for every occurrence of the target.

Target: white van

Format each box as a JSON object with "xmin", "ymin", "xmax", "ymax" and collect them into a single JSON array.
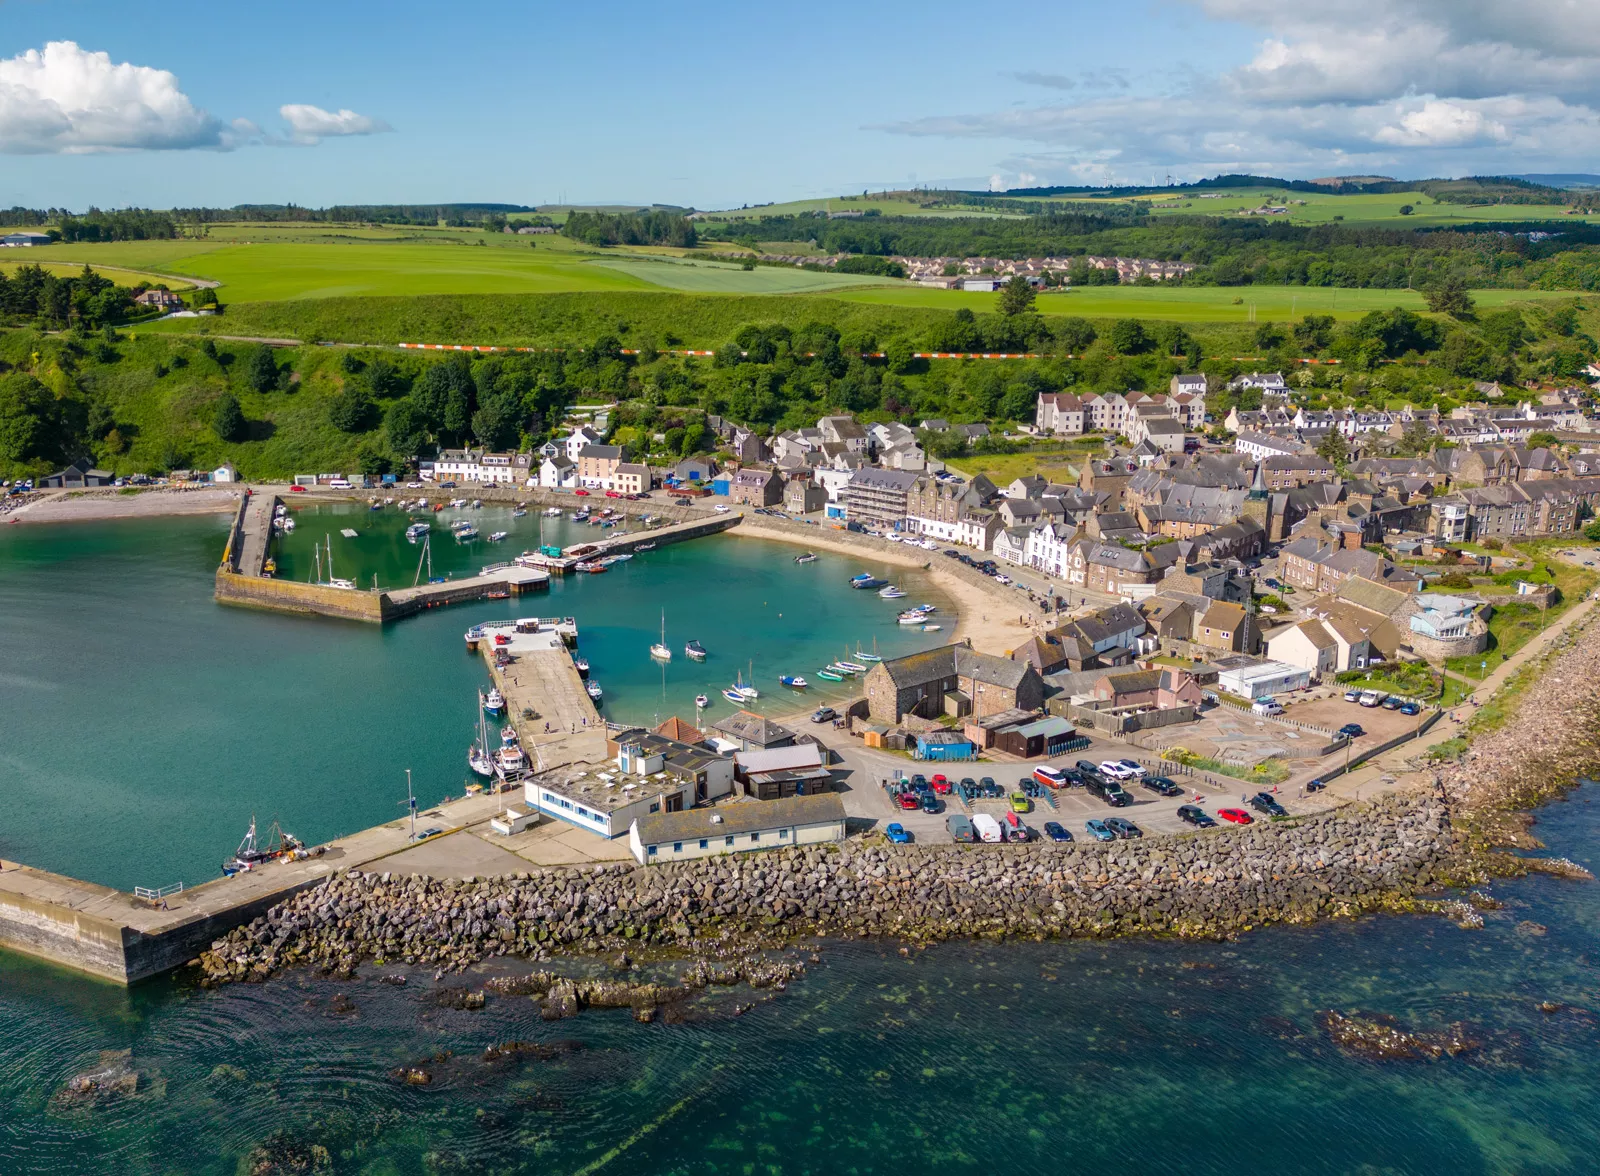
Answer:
[
  {"xmin": 971, "ymin": 813, "xmax": 1003, "ymax": 844},
  {"xmin": 1251, "ymin": 697, "xmax": 1284, "ymax": 717}
]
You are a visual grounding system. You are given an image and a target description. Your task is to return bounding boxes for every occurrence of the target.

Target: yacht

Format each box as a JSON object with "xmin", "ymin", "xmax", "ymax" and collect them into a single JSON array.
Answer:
[
  {"xmin": 512, "ymin": 508, "xmax": 528, "ymax": 518},
  {"xmin": 469, "ymin": 745, "xmax": 496, "ymax": 777},
  {"xmin": 837, "ymin": 660, "xmax": 868, "ymax": 674},
  {"xmin": 878, "ymin": 585, "xmax": 907, "ymax": 599},
  {"xmin": 855, "ymin": 645, "xmax": 882, "ymax": 662},
  {"xmin": 685, "ymin": 640, "xmax": 707, "ymax": 661},
  {"xmin": 650, "ymin": 611, "xmax": 672, "ymax": 662},
  {"xmin": 484, "ymin": 689, "xmax": 506, "ymax": 716},
  {"xmin": 327, "ymin": 578, "xmax": 356, "ymax": 590}
]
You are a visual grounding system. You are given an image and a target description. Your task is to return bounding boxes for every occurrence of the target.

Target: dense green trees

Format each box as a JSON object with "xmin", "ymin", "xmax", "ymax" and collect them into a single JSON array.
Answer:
[
  {"xmin": 212, "ymin": 392, "xmax": 247, "ymax": 441},
  {"xmin": 0, "ymin": 264, "xmax": 136, "ymax": 331},
  {"xmin": 562, "ymin": 211, "xmax": 697, "ymax": 248},
  {"xmin": 0, "ymin": 373, "xmax": 64, "ymax": 467}
]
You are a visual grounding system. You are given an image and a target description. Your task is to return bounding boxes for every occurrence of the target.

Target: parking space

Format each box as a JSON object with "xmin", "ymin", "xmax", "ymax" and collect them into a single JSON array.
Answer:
[{"xmin": 1287, "ymin": 693, "xmax": 1431, "ymax": 747}]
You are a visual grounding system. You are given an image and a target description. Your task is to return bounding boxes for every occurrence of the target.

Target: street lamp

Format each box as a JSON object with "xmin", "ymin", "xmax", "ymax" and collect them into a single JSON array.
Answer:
[{"xmin": 399, "ymin": 769, "xmax": 416, "ymax": 842}]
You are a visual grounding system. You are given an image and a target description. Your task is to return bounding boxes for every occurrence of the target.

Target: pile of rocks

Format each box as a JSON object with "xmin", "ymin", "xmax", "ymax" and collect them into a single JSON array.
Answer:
[
  {"xmin": 200, "ymin": 794, "xmax": 1456, "ymax": 985},
  {"xmin": 1437, "ymin": 612, "xmax": 1600, "ymax": 813}
]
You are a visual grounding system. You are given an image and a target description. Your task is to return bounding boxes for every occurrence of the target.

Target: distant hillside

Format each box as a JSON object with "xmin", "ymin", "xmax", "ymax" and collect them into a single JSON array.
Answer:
[{"xmin": 1513, "ymin": 174, "xmax": 1600, "ymax": 190}]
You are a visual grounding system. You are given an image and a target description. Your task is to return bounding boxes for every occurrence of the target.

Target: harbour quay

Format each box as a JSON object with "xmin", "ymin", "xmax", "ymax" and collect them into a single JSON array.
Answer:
[{"xmin": 470, "ymin": 617, "xmax": 609, "ymax": 771}]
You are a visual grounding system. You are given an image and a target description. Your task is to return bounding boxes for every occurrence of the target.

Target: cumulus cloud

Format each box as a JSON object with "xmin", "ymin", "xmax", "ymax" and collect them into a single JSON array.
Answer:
[
  {"xmin": 881, "ymin": 1, "xmax": 1600, "ymax": 181},
  {"xmin": 0, "ymin": 40, "xmax": 232, "ymax": 153},
  {"xmin": 279, "ymin": 104, "xmax": 391, "ymax": 145}
]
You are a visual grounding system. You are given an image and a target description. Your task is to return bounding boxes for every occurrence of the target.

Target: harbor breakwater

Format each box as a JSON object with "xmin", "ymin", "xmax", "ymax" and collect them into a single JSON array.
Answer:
[{"xmin": 199, "ymin": 793, "xmax": 1457, "ymax": 983}]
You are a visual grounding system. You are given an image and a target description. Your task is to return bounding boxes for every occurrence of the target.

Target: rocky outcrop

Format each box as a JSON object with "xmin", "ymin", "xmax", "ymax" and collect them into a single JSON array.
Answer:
[{"xmin": 199, "ymin": 794, "xmax": 1457, "ymax": 984}]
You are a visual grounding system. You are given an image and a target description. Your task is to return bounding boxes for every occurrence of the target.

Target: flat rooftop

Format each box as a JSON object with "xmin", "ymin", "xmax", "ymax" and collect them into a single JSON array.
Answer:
[{"xmin": 532, "ymin": 767, "xmax": 679, "ymax": 815}]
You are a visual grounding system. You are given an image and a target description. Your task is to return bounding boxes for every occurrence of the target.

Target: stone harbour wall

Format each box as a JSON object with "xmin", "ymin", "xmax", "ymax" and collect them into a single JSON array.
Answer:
[{"xmin": 201, "ymin": 794, "xmax": 1457, "ymax": 982}]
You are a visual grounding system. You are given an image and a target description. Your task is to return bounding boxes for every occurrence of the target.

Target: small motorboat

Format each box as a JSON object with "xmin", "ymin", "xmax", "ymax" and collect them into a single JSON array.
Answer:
[
  {"xmin": 816, "ymin": 669, "xmax": 845, "ymax": 682},
  {"xmin": 454, "ymin": 524, "xmax": 479, "ymax": 541},
  {"xmin": 921, "ymin": 623, "xmax": 942, "ymax": 631},
  {"xmin": 484, "ymin": 689, "xmax": 506, "ymax": 715},
  {"xmin": 586, "ymin": 680, "xmax": 604, "ymax": 702},
  {"xmin": 406, "ymin": 522, "xmax": 430, "ymax": 540},
  {"xmin": 573, "ymin": 657, "xmax": 590, "ymax": 677},
  {"xmin": 721, "ymin": 688, "xmax": 746, "ymax": 705},
  {"xmin": 850, "ymin": 577, "xmax": 885, "ymax": 590},
  {"xmin": 879, "ymin": 585, "xmax": 907, "ymax": 599},
  {"xmin": 488, "ymin": 531, "xmax": 509, "ymax": 542},
  {"xmin": 898, "ymin": 609, "xmax": 930, "ymax": 625},
  {"xmin": 500, "ymin": 724, "xmax": 518, "ymax": 746},
  {"xmin": 544, "ymin": 507, "xmax": 564, "ymax": 517},
  {"xmin": 795, "ymin": 552, "xmax": 817, "ymax": 564},
  {"xmin": 695, "ymin": 694, "xmax": 711, "ymax": 709},
  {"xmin": 637, "ymin": 542, "xmax": 656, "ymax": 551},
  {"xmin": 471, "ymin": 499, "xmax": 482, "ymax": 509},
  {"xmin": 685, "ymin": 640, "xmax": 707, "ymax": 661},
  {"xmin": 779, "ymin": 675, "xmax": 808, "ymax": 689},
  {"xmin": 513, "ymin": 508, "xmax": 528, "ymax": 518},
  {"xmin": 281, "ymin": 517, "xmax": 296, "ymax": 532}
]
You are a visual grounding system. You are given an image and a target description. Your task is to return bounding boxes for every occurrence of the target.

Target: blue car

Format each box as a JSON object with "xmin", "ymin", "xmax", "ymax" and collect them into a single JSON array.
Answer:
[
  {"xmin": 1339, "ymin": 723, "xmax": 1365, "ymax": 738},
  {"xmin": 1085, "ymin": 819, "xmax": 1116, "ymax": 843},
  {"xmin": 1043, "ymin": 821, "xmax": 1073, "ymax": 843},
  {"xmin": 884, "ymin": 822, "xmax": 912, "ymax": 844},
  {"xmin": 1399, "ymin": 701, "xmax": 1421, "ymax": 716}
]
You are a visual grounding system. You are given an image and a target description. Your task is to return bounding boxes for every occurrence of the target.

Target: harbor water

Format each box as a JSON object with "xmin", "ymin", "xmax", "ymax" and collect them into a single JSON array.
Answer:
[{"xmin": 0, "ymin": 506, "xmax": 949, "ymax": 891}]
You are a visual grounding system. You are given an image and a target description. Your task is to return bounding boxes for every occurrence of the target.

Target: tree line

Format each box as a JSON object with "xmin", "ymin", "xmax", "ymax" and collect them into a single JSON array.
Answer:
[{"xmin": 561, "ymin": 211, "xmax": 698, "ymax": 248}]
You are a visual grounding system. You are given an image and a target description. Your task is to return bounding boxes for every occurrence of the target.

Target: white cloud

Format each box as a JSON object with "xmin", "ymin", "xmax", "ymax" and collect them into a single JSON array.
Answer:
[
  {"xmin": 278, "ymin": 104, "xmax": 391, "ymax": 145},
  {"xmin": 0, "ymin": 40, "xmax": 231, "ymax": 153},
  {"xmin": 878, "ymin": 1, "xmax": 1600, "ymax": 181}
]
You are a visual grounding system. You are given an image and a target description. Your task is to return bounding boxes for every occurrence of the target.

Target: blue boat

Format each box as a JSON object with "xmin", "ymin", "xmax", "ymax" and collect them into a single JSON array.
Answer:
[
  {"xmin": 483, "ymin": 688, "xmax": 506, "ymax": 716},
  {"xmin": 849, "ymin": 576, "xmax": 886, "ymax": 590},
  {"xmin": 779, "ymin": 675, "xmax": 808, "ymax": 689}
]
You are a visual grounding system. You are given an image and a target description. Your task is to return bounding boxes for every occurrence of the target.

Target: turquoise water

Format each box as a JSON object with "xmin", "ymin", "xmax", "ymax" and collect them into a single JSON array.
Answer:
[{"xmin": 0, "ymin": 511, "xmax": 946, "ymax": 891}]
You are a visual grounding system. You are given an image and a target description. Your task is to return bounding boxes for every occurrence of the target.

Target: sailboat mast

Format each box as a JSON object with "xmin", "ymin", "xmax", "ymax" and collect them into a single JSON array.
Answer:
[{"xmin": 326, "ymin": 534, "xmax": 333, "ymax": 583}]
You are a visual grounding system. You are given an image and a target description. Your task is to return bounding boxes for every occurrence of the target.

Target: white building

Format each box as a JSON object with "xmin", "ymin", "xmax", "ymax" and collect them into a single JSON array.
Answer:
[
  {"xmin": 212, "ymin": 462, "xmax": 240, "ymax": 484},
  {"xmin": 564, "ymin": 425, "xmax": 602, "ymax": 463},
  {"xmin": 628, "ymin": 793, "xmax": 846, "ymax": 865},
  {"xmin": 477, "ymin": 451, "xmax": 533, "ymax": 485},
  {"xmin": 540, "ymin": 455, "xmax": 576, "ymax": 489},
  {"xmin": 431, "ymin": 448, "xmax": 483, "ymax": 484},
  {"xmin": 526, "ymin": 769, "xmax": 693, "ymax": 840},
  {"xmin": 1214, "ymin": 657, "xmax": 1312, "ymax": 700},
  {"xmin": 1263, "ymin": 620, "xmax": 1339, "ymax": 679},
  {"xmin": 1234, "ymin": 431, "xmax": 1303, "ymax": 461}
]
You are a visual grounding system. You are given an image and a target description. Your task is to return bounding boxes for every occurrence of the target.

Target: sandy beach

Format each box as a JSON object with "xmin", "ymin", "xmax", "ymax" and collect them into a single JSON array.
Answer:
[
  {"xmin": 730, "ymin": 520, "xmax": 1033, "ymax": 655},
  {"xmin": 9, "ymin": 486, "xmax": 245, "ymax": 525}
]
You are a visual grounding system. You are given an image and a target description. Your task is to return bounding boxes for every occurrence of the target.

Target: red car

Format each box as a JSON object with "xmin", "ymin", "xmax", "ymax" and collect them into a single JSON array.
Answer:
[
  {"xmin": 1033, "ymin": 766, "xmax": 1066, "ymax": 789},
  {"xmin": 605, "ymin": 490, "xmax": 621, "ymax": 498},
  {"xmin": 897, "ymin": 790, "xmax": 920, "ymax": 810},
  {"xmin": 288, "ymin": 485, "xmax": 306, "ymax": 493},
  {"xmin": 574, "ymin": 489, "xmax": 590, "ymax": 496},
  {"xmin": 1217, "ymin": 808, "xmax": 1254, "ymax": 825},
  {"xmin": 931, "ymin": 774, "xmax": 951, "ymax": 794}
]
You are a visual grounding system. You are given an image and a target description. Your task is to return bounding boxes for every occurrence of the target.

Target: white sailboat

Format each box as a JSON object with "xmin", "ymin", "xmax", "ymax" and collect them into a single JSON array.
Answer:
[
  {"xmin": 650, "ymin": 610, "xmax": 672, "ymax": 661},
  {"xmin": 468, "ymin": 692, "xmax": 495, "ymax": 777}
]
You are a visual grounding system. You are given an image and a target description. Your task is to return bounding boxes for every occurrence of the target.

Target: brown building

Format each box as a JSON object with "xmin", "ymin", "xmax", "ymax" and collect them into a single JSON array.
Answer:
[
  {"xmin": 863, "ymin": 643, "xmax": 1045, "ymax": 724},
  {"xmin": 728, "ymin": 467, "xmax": 784, "ymax": 506}
]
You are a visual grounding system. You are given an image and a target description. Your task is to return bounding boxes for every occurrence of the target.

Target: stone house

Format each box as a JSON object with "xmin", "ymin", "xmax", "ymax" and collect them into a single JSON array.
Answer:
[
  {"xmin": 863, "ymin": 643, "xmax": 1045, "ymax": 724},
  {"xmin": 1194, "ymin": 601, "xmax": 1254, "ymax": 654},
  {"xmin": 728, "ymin": 467, "xmax": 784, "ymax": 507},
  {"xmin": 577, "ymin": 444, "xmax": 625, "ymax": 489}
]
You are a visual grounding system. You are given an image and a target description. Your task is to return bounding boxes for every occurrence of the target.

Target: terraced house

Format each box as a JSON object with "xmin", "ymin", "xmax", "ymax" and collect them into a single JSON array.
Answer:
[{"xmin": 906, "ymin": 473, "xmax": 1000, "ymax": 548}]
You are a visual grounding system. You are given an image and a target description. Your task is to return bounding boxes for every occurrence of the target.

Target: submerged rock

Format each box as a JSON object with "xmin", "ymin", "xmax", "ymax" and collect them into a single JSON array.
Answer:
[
  {"xmin": 242, "ymin": 1132, "xmax": 332, "ymax": 1175},
  {"xmin": 50, "ymin": 1050, "xmax": 140, "ymax": 1110},
  {"xmin": 1321, "ymin": 1011, "xmax": 1480, "ymax": 1061}
]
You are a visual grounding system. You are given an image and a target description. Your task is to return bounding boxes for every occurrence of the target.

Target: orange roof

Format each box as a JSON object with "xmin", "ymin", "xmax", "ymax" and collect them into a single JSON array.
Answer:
[{"xmin": 655, "ymin": 716, "xmax": 705, "ymax": 745}]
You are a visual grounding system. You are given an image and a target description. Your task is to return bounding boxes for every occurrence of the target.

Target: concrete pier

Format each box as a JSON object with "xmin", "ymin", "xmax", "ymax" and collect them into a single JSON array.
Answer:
[{"xmin": 474, "ymin": 620, "xmax": 608, "ymax": 770}]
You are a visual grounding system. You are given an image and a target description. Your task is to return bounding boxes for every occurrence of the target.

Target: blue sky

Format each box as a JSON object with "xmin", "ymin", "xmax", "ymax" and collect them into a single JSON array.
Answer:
[{"xmin": 3, "ymin": 0, "xmax": 1599, "ymax": 211}]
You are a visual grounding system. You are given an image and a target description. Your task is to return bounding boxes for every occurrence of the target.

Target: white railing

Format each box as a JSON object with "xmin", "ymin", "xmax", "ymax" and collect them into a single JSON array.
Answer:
[{"xmin": 134, "ymin": 882, "xmax": 184, "ymax": 901}]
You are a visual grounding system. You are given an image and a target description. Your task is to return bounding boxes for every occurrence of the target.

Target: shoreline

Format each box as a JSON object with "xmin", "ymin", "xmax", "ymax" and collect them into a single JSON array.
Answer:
[
  {"xmin": 8, "ymin": 486, "xmax": 245, "ymax": 525},
  {"xmin": 729, "ymin": 519, "xmax": 1034, "ymax": 654}
]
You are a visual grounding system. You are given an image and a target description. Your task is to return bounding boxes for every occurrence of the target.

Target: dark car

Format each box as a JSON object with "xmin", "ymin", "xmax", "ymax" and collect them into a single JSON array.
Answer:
[
  {"xmin": 674, "ymin": 497, "xmax": 691, "ymax": 506},
  {"xmin": 1250, "ymin": 792, "xmax": 1288, "ymax": 817},
  {"xmin": 1087, "ymin": 777, "xmax": 1131, "ymax": 807},
  {"xmin": 920, "ymin": 793, "xmax": 941, "ymax": 814},
  {"xmin": 1306, "ymin": 778, "xmax": 1327, "ymax": 792},
  {"xmin": 1074, "ymin": 759, "xmax": 1103, "ymax": 780},
  {"xmin": 1382, "ymin": 696, "xmax": 1404, "ymax": 710},
  {"xmin": 983, "ymin": 779, "xmax": 1003, "ymax": 798},
  {"xmin": 910, "ymin": 774, "xmax": 931, "ymax": 794},
  {"xmin": 1043, "ymin": 821, "xmax": 1072, "ymax": 843},
  {"xmin": 943, "ymin": 549, "xmax": 960, "ymax": 558},
  {"xmin": 1177, "ymin": 805, "xmax": 1216, "ymax": 828},
  {"xmin": 1398, "ymin": 701, "xmax": 1422, "ymax": 716},
  {"xmin": 1105, "ymin": 817, "xmax": 1143, "ymax": 839},
  {"xmin": 1339, "ymin": 722, "xmax": 1365, "ymax": 738},
  {"xmin": 1140, "ymin": 775, "xmax": 1184, "ymax": 797}
]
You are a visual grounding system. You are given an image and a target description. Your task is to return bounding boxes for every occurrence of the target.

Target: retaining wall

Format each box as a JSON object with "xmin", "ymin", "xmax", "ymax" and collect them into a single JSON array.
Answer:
[{"xmin": 214, "ymin": 570, "xmax": 387, "ymax": 622}]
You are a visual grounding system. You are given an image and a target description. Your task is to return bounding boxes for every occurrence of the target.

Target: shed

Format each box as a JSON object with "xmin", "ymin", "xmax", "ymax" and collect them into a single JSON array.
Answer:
[
  {"xmin": 912, "ymin": 731, "xmax": 976, "ymax": 761},
  {"xmin": 711, "ymin": 477, "xmax": 731, "ymax": 496},
  {"xmin": 994, "ymin": 716, "xmax": 1077, "ymax": 759}
]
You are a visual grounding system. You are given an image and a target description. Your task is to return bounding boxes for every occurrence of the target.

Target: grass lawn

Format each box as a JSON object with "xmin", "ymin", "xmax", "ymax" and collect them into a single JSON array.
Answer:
[
  {"xmin": 1047, "ymin": 187, "xmax": 1600, "ymax": 228},
  {"xmin": 0, "ymin": 259, "xmax": 197, "ymax": 289},
  {"xmin": 588, "ymin": 255, "xmax": 896, "ymax": 294},
  {"xmin": 945, "ymin": 443, "xmax": 1103, "ymax": 486},
  {"xmin": 1444, "ymin": 550, "xmax": 1598, "ymax": 679}
]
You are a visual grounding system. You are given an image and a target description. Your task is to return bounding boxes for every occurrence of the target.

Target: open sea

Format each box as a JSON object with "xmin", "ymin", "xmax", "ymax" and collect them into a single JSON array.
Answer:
[{"xmin": 2, "ymin": 507, "xmax": 1598, "ymax": 1174}]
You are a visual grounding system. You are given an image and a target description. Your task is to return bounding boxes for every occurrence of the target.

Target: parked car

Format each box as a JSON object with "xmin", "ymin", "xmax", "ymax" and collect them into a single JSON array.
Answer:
[
  {"xmin": 1382, "ymin": 696, "xmax": 1404, "ymax": 711},
  {"xmin": 413, "ymin": 827, "xmax": 444, "ymax": 842},
  {"xmin": 713, "ymin": 504, "xmax": 730, "ymax": 513},
  {"xmin": 1085, "ymin": 819, "xmax": 1116, "ymax": 842},
  {"xmin": 1217, "ymin": 807, "xmax": 1254, "ymax": 825},
  {"xmin": 1033, "ymin": 765, "xmax": 1067, "ymax": 789},
  {"xmin": 288, "ymin": 484, "xmax": 306, "ymax": 493},
  {"xmin": 981, "ymin": 779, "xmax": 1003, "ymax": 799},
  {"xmin": 1343, "ymin": 689, "xmax": 1362, "ymax": 702},
  {"xmin": 1250, "ymin": 792, "xmax": 1288, "ymax": 817},
  {"xmin": 897, "ymin": 790, "xmax": 920, "ymax": 811},
  {"xmin": 920, "ymin": 793, "xmax": 941, "ymax": 814},
  {"xmin": 1075, "ymin": 759, "xmax": 1103, "ymax": 779},
  {"xmin": 1251, "ymin": 698, "xmax": 1284, "ymax": 717},
  {"xmin": 1105, "ymin": 817, "xmax": 1143, "ymax": 839},
  {"xmin": 1339, "ymin": 723, "xmax": 1365, "ymax": 738},
  {"xmin": 1264, "ymin": 577, "xmax": 1282, "ymax": 589},
  {"xmin": 1359, "ymin": 690, "xmax": 1384, "ymax": 708},
  {"xmin": 1306, "ymin": 778, "xmax": 1327, "ymax": 793},
  {"xmin": 1114, "ymin": 759, "xmax": 1146, "ymax": 779},
  {"xmin": 574, "ymin": 489, "xmax": 590, "ymax": 496},
  {"xmin": 1399, "ymin": 701, "xmax": 1421, "ymax": 716},
  {"xmin": 1009, "ymin": 792, "xmax": 1030, "ymax": 813},
  {"xmin": 1177, "ymin": 805, "xmax": 1216, "ymax": 828},
  {"xmin": 811, "ymin": 707, "xmax": 837, "ymax": 724},
  {"xmin": 884, "ymin": 823, "xmax": 912, "ymax": 844},
  {"xmin": 1003, "ymin": 810, "xmax": 1029, "ymax": 842},
  {"xmin": 1099, "ymin": 760, "xmax": 1138, "ymax": 780},
  {"xmin": 971, "ymin": 814, "xmax": 1003, "ymax": 844},
  {"xmin": 1043, "ymin": 821, "xmax": 1072, "ymax": 843},
  {"xmin": 930, "ymin": 773, "xmax": 951, "ymax": 794},
  {"xmin": 978, "ymin": 776, "xmax": 996, "ymax": 795},
  {"xmin": 1141, "ymin": 775, "xmax": 1184, "ymax": 797}
]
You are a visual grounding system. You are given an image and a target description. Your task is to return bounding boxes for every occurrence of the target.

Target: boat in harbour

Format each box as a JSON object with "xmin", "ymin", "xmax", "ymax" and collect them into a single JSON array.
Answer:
[
  {"xmin": 500, "ymin": 724, "xmax": 518, "ymax": 746},
  {"xmin": 850, "ymin": 576, "xmax": 886, "ymax": 590},
  {"xmin": 685, "ymin": 640, "xmax": 707, "ymax": 661},
  {"xmin": 469, "ymin": 744, "xmax": 495, "ymax": 777},
  {"xmin": 837, "ymin": 660, "xmax": 868, "ymax": 674},
  {"xmin": 733, "ymin": 664, "xmax": 759, "ymax": 699},
  {"xmin": 406, "ymin": 522, "xmax": 431, "ymax": 541},
  {"xmin": 816, "ymin": 669, "xmax": 844, "ymax": 682},
  {"xmin": 488, "ymin": 531, "xmax": 509, "ymax": 542},
  {"xmin": 779, "ymin": 675, "xmax": 808, "ymax": 689},
  {"xmin": 795, "ymin": 552, "xmax": 817, "ymax": 564},
  {"xmin": 586, "ymin": 680, "xmax": 604, "ymax": 702},
  {"xmin": 898, "ymin": 608, "xmax": 934, "ymax": 625},
  {"xmin": 484, "ymin": 688, "xmax": 506, "ymax": 716},
  {"xmin": 513, "ymin": 508, "xmax": 528, "ymax": 518},
  {"xmin": 221, "ymin": 816, "xmax": 277, "ymax": 875},
  {"xmin": 650, "ymin": 611, "xmax": 672, "ymax": 661},
  {"xmin": 495, "ymin": 743, "xmax": 526, "ymax": 775},
  {"xmin": 826, "ymin": 662, "xmax": 857, "ymax": 676},
  {"xmin": 922, "ymin": 623, "xmax": 942, "ymax": 631},
  {"xmin": 544, "ymin": 506, "xmax": 563, "ymax": 517},
  {"xmin": 879, "ymin": 585, "xmax": 907, "ymax": 599},
  {"xmin": 637, "ymin": 542, "xmax": 656, "ymax": 551},
  {"xmin": 327, "ymin": 578, "xmax": 356, "ymax": 590},
  {"xmin": 721, "ymin": 687, "xmax": 746, "ymax": 704},
  {"xmin": 695, "ymin": 693, "xmax": 710, "ymax": 709},
  {"xmin": 573, "ymin": 657, "xmax": 590, "ymax": 677},
  {"xmin": 855, "ymin": 643, "xmax": 882, "ymax": 662}
]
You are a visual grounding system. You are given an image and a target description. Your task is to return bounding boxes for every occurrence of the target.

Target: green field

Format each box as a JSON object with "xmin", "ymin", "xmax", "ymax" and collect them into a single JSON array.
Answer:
[
  {"xmin": 699, "ymin": 193, "xmax": 1020, "ymax": 221},
  {"xmin": 590, "ymin": 255, "xmax": 893, "ymax": 293},
  {"xmin": 0, "ymin": 258, "xmax": 197, "ymax": 289},
  {"xmin": 832, "ymin": 283, "xmax": 1579, "ymax": 322}
]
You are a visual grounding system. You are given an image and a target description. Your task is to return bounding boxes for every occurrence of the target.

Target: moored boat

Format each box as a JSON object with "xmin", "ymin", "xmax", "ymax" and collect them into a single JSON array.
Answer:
[
  {"xmin": 695, "ymin": 693, "xmax": 710, "ymax": 708},
  {"xmin": 586, "ymin": 680, "xmax": 604, "ymax": 702},
  {"xmin": 573, "ymin": 657, "xmax": 590, "ymax": 677},
  {"xmin": 685, "ymin": 640, "xmax": 707, "ymax": 661},
  {"xmin": 855, "ymin": 645, "xmax": 882, "ymax": 662},
  {"xmin": 921, "ymin": 623, "xmax": 942, "ymax": 631},
  {"xmin": 721, "ymin": 687, "xmax": 745, "ymax": 704},
  {"xmin": 469, "ymin": 746, "xmax": 496, "ymax": 777},
  {"xmin": 795, "ymin": 552, "xmax": 817, "ymax": 564},
  {"xmin": 878, "ymin": 585, "xmax": 907, "ymax": 599},
  {"xmin": 488, "ymin": 531, "xmax": 508, "ymax": 542},
  {"xmin": 816, "ymin": 669, "xmax": 845, "ymax": 682},
  {"xmin": 837, "ymin": 660, "xmax": 867, "ymax": 674},
  {"xmin": 406, "ymin": 522, "xmax": 430, "ymax": 540},
  {"xmin": 779, "ymin": 675, "xmax": 808, "ymax": 689},
  {"xmin": 484, "ymin": 689, "xmax": 506, "ymax": 715}
]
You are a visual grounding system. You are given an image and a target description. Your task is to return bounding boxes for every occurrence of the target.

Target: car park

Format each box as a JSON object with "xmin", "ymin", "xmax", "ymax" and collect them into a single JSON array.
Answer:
[
  {"xmin": 1009, "ymin": 792, "xmax": 1030, "ymax": 813},
  {"xmin": 1085, "ymin": 819, "xmax": 1116, "ymax": 842},
  {"xmin": 1141, "ymin": 775, "xmax": 1184, "ymax": 797},
  {"xmin": 1033, "ymin": 766, "xmax": 1067, "ymax": 789},
  {"xmin": 1043, "ymin": 821, "xmax": 1072, "ymax": 842},
  {"xmin": 884, "ymin": 823, "xmax": 912, "ymax": 844},
  {"xmin": 1250, "ymin": 793, "xmax": 1288, "ymax": 817},
  {"xmin": 1177, "ymin": 805, "xmax": 1216, "ymax": 828},
  {"xmin": 1105, "ymin": 817, "xmax": 1143, "ymax": 839},
  {"xmin": 1339, "ymin": 723, "xmax": 1365, "ymax": 738},
  {"xmin": 1217, "ymin": 807, "xmax": 1254, "ymax": 825}
]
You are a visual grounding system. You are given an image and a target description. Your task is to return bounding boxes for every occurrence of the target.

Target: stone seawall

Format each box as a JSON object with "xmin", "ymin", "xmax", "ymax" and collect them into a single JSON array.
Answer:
[
  {"xmin": 200, "ymin": 794, "xmax": 1456, "ymax": 982},
  {"xmin": 214, "ymin": 570, "xmax": 387, "ymax": 623}
]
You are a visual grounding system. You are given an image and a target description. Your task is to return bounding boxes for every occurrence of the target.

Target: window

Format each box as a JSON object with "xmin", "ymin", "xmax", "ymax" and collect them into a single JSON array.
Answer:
[
  {"xmin": 725, "ymin": 835, "xmax": 734, "ymax": 846},
  {"xmin": 699, "ymin": 839, "xmax": 708, "ymax": 849},
  {"xmin": 750, "ymin": 833, "xmax": 760, "ymax": 843},
  {"xmin": 779, "ymin": 828, "xmax": 789, "ymax": 839},
  {"xmin": 647, "ymin": 846, "xmax": 657, "ymax": 856},
  {"xmin": 673, "ymin": 842, "xmax": 682, "ymax": 853},
  {"xmin": 649, "ymin": 802, "xmax": 660, "ymax": 813}
]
